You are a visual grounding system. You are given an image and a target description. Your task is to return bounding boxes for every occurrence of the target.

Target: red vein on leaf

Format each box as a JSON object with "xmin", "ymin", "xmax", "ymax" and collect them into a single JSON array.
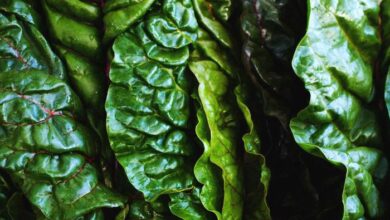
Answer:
[
  {"xmin": 1, "ymin": 94, "xmax": 63, "ymax": 126},
  {"xmin": 59, "ymin": 161, "xmax": 87, "ymax": 184},
  {"xmin": 0, "ymin": 36, "xmax": 31, "ymax": 68}
]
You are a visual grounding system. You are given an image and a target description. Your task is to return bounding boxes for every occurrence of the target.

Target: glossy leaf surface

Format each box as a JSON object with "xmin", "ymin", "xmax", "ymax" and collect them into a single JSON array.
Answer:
[
  {"xmin": 290, "ymin": 0, "xmax": 388, "ymax": 219},
  {"xmin": 103, "ymin": 0, "xmax": 155, "ymax": 42},
  {"xmin": 0, "ymin": 71, "xmax": 125, "ymax": 219},
  {"xmin": 42, "ymin": 0, "xmax": 106, "ymax": 111},
  {"xmin": 192, "ymin": 0, "xmax": 232, "ymax": 48},
  {"xmin": 146, "ymin": 0, "xmax": 198, "ymax": 48},
  {"xmin": 191, "ymin": 29, "xmax": 270, "ymax": 219},
  {"xmin": 189, "ymin": 56, "xmax": 244, "ymax": 220},
  {"xmin": 0, "ymin": 2, "xmax": 65, "ymax": 79},
  {"xmin": 106, "ymin": 27, "xmax": 194, "ymax": 201}
]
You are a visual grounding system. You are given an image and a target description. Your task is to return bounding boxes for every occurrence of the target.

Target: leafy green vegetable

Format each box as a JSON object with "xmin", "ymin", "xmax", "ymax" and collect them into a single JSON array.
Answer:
[
  {"xmin": 290, "ymin": 0, "xmax": 388, "ymax": 219},
  {"xmin": 193, "ymin": 99, "xmax": 223, "ymax": 219},
  {"xmin": 105, "ymin": 0, "xmax": 270, "ymax": 217},
  {"xmin": 103, "ymin": 0, "xmax": 155, "ymax": 42},
  {"xmin": 190, "ymin": 54, "xmax": 244, "ymax": 219},
  {"xmin": 169, "ymin": 188, "xmax": 213, "ymax": 220},
  {"xmin": 0, "ymin": 71, "xmax": 125, "ymax": 219},
  {"xmin": 41, "ymin": 0, "xmax": 115, "ymax": 182},
  {"xmin": 0, "ymin": 1, "xmax": 65, "ymax": 79},
  {"xmin": 42, "ymin": 0, "xmax": 105, "ymax": 112},
  {"xmin": 190, "ymin": 27, "xmax": 269, "ymax": 219},
  {"xmin": 146, "ymin": 0, "xmax": 198, "ymax": 49},
  {"xmin": 4, "ymin": 0, "xmax": 388, "ymax": 219},
  {"xmin": 106, "ymin": 27, "xmax": 194, "ymax": 201},
  {"xmin": 192, "ymin": 0, "xmax": 232, "ymax": 48}
]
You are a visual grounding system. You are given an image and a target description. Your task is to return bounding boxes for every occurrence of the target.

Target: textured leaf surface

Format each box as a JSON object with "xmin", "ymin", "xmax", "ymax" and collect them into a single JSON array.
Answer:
[
  {"xmin": 0, "ymin": 71, "xmax": 125, "ymax": 219},
  {"xmin": 106, "ymin": 25, "xmax": 195, "ymax": 201},
  {"xmin": 191, "ymin": 27, "xmax": 270, "ymax": 219},
  {"xmin": 192, "ymin": 0, "xmax": 233, "ymax": 48},
  {"xmin": 42, "ymin": 0, "xmax": 105, "ymax": 110},
  {"xmin": 0, "ymin": 3, "xmax": 65, "ymax": 79},
  {"xmin": 189, "ymin": 52, "xmax": 245, "ymax": 219},
  {"xmin": 169, "ymin": 188, "xmax": 212, "ymax": 220},
  {"xmin": 103, "ymin": 0, "xmax": 155, "ymax": 42},
  {"xmin": 42, "ymin": 0, "xmax": 113, "ymax": 171},
  {"xmin": 146, "ymin": 0, "xmax": 198, "ymax": 48},
  {"xmin": 290, "ymin": 0, "xmax": 388, "ymax": 219},
  {"xmin": 193, "ymin": 101, "xmax": 223, "ymax": 219}
]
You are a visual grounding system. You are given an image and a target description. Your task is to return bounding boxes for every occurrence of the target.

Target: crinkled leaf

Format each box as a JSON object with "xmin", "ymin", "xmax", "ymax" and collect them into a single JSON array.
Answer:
[
  {"xmin": 0, "ymin": 71, "xmax": 125, "ymax": 220},
  {"xmin": 106, "ymin": 30, "xmax": 195, "ymax": 201},
  {"xmin": 0, "ymin": 7, "xmax": 65, "ymax": 79},
  {"xmin": 194, "ymin": 29, "xmax": 235, "ymax": 76},
  {"xmin": 192, "ymin": 0, "xmax": 233, "ymax": 48},
  {"xmin": 234, "ymin": 85, "xmax": 271, "ymax": 220},
  {"xmin": 290, "ymin": 0, "xmax": 388, "ymax": 219},
  {"xmin": 169, "ymin": 188, "xmax": 212, "ymax": 220},
  {"xmin": 146, "ymin": 0, "xmax": 198, "ymax": 48},
  {"xmin": 191, "ymin": 20, "xmax": 270, "ymax": 218},
  {"xmin": 193, "ymin": 99, "xmax": 223, "ymax": 220},
  {"xmin": 189, "ymin": 57, "xmax": 244, "ymax": 219},
  {"xmin": 41, "ymin": 0, "xmax": 113, "ymax": 170},
  {"xmin": 42, "ymin": 0, "xmax": 107, "ymax": 111},
  {"xmin": 103, "ymin": 0, "xmax": 156, "ymax": 42},
  {"xmin": 133, "ymin": 23, "xmax": 189, "ymax": 66},
  {"xmin": 0, "ymin": 0, "xmax": 40, "ymax": 25}
]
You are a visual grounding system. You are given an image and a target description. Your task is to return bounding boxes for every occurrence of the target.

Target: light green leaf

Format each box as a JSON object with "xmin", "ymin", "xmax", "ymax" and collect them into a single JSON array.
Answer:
[{"xmin": 290, "ymin": 0, "xmax": 387, "ymax": 219}]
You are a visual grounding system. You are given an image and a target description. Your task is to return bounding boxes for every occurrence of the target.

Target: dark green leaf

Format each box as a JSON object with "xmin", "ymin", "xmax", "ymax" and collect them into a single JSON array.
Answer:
[
  {"xmin": 146, "ymin": 0, "xmax": 198, "ymax": 48},
  {"xmin": 103, "ymin": 0, "xmax": 156, "ymax": 42},
  {"xmin": 0, "ymin": 71, "xmax": 125, "ymax": 219},
  {"xmin": 192, "ymin": 0, "xmax": 233, "ymax": 48},
  {"xmin": 0, "ymin": 6, "xmax": 65, "ymax": 79},
  {"xmin": 106, "ymin": 30, "xmax": 194, "ymax": 201}
]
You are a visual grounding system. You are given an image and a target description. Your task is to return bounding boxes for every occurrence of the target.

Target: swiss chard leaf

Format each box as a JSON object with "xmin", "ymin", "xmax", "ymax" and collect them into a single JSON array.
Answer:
[
  {"xmin": 0, "ymin": 71, "xmax": 125, "ymax": 219},
  {"xmin": 190, "ymin": 45, "xmax": 270, "ymax": 219},
  {"xmin": 103, "ymin": 0, "xmax": 156, "ymax": 42},
  {"xmin": 146, "ymin": 0, "xmax": 198, "ymax": 49},
  {"xmin": 290, "ymin": 0, "xmax": 388, "ymax": 219},
  {"xmin": 41, "ymin": 0, "xmax": 114, "ymax": 176},
  {"xmin": 42, "ymin": 0, "xmax": 106, "ymax": 111},
  {"xmin": 189, "ymin": 55, "xmax": 245, "ymax": 220},
  {"xmin": 192, "ymin": 0, "xmax": 233, "ymax": 48},
  {"xmin": 106, "ymin": 25, "xmax": 195, "ymax": 201},
  {"xmin": 0, "ymin": 2, "xmax": 65, "ymax": 79}
]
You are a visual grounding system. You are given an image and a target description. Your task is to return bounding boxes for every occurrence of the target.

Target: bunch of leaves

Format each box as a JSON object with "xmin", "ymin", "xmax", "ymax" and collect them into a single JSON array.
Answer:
[{"xmin": 104, "ymin": 0, "xmax": 270, "ymax": 218}]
